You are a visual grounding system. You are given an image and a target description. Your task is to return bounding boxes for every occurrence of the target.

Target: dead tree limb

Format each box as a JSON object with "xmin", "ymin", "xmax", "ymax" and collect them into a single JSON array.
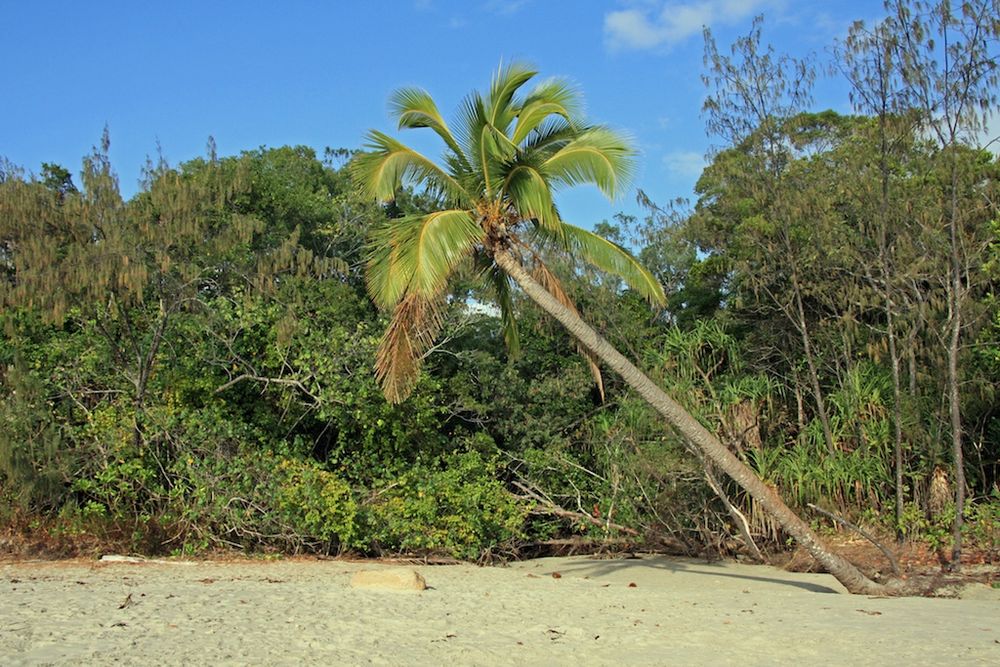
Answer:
[
  {"xmin": 807, "ymin": 503, "xmax": 901, "ymax": 576},
  {"xmin": 512, "ymin": 481, "xmax": 640, "ymax": 537},
  {"xmin": 215, "ymin": 373, "xmax": 321, "ymax": 404},
  {"xmin": 703, "ymin": 464, "xmax": 766, "ymax": 563}
]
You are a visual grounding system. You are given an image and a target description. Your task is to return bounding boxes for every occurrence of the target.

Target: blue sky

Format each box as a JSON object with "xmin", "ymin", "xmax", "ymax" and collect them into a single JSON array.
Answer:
[{"xmin": 3, "ymin": 1, "xmax": 889, "ymax": 229}]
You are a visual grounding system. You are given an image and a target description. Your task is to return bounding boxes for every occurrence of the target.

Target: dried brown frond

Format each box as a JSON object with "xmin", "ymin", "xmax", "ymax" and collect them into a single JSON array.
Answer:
[
  {"xmin": 531, "ymin": 260, "xmax": 605, "ymax": 402},
  {"xmin": 374, "ymin": 292, "xmax": 444, "ymax": 403}
]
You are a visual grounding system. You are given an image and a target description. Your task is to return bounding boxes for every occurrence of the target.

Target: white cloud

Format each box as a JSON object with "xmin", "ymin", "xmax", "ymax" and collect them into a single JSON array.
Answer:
[
  {"xmin": 605, "ymin": 10, "xmax": 670, "ymax": 50},
  {"xmin": 604, "ymin": 0, "xmax": 778, "ymax": 52},
  {"xmin": 663, "ymin": 150, "xmax": 706, "ymax": 178}
]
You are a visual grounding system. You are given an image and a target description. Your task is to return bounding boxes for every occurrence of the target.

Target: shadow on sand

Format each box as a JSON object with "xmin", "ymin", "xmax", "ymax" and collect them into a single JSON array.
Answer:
[{"xmin": 524, "ymin": 555, "xmax": 842, "ymax": 595}]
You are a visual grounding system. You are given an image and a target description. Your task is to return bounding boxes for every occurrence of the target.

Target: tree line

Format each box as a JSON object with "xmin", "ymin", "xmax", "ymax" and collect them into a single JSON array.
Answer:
[{"xmin": 1, "ymin": 1, "xmax": 998, "ymax": 592}]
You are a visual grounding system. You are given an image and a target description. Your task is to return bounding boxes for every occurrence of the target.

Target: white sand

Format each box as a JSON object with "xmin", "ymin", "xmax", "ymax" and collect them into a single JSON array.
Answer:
[{"xmin": 1, "ymin": 555, "xmax": 998, "ymax": 665}]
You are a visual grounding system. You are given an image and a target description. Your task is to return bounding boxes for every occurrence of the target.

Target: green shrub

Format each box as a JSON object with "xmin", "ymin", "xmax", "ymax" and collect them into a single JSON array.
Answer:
[
  {"xmin": 897, "ymin": 501, "xmax": 951, "ymax": 547},
  {"xmin": 963, "ymin": 497, "xmax": 1000, "ymax": 549},
  {"xmin": 0, "ymin": 362, "xmax": 72, "ymax": 511},
  {"xmin": 361, "ymin": 450, "xmax": 527, "ymax": 559},
  {"xmin": 275, "ymin": 458, "xmax": 358, "ymax": 550}
]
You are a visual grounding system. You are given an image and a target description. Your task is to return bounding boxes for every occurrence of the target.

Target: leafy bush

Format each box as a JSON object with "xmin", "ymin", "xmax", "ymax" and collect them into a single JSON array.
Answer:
[
  {"xmin": 0, "ymin": 362, "xmax": 70, "ymax": 511},
  {"xmin": 897, "ymin": 501, "xmax": 951, "ymax": 548},
  {"xmin": 361, "ymin": 451, "xmax": 527, "ymax": 559},
  {"xmin": 963, "ymin": 498, "xmax": 1000, "ymax": 549},
  {"xmin": 895, "ymin": 496, "xmax": 1000, "ymax": 552},
  {"xmin": 275, "ymin": 458, "xmax": 358, "ymax": 550}
]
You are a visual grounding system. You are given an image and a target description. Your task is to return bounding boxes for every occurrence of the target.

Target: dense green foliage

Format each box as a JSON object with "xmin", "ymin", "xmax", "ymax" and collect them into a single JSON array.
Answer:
[
  {"xmin": 0, "ymin": 143, "xmax": 635, "ymax": 557},
  {"xmin": 1, "ymin": 2, "xmax": 998, "ymax": 562}
]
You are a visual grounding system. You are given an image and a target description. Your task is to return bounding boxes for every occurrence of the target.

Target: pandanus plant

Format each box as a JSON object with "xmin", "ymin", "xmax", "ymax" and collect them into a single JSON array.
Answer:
[{"xmin": 352, "ymin": 62, "xmax": 899, "ymax": 595}]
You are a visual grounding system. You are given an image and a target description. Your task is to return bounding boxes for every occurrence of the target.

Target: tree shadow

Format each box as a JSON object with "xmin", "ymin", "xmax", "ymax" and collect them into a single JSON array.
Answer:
[{"xmin": 526, "ymin": 555, "xmax": 842, "ymax": 594}]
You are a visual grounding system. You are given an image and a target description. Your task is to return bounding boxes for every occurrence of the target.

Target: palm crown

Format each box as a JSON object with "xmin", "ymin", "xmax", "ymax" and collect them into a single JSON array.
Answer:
[{"xmin": 352, "ymin": 62, "xmax": 665, "ymax": 402}]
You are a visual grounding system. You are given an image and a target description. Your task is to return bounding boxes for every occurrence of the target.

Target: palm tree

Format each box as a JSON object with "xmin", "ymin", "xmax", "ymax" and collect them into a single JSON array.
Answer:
[{"xmin": 352, "ymin": 62, "xmax": 897, "ymax": 595}]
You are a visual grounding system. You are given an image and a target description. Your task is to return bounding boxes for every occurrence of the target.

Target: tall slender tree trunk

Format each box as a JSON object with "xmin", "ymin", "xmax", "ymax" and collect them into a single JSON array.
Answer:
[
  {"xmin": 494, "ymin": 249, "xmax": 898, "ymax": 596},
  {"xmin": 875, "ymin": 113, "xmax": 907, "ymax": 543},
  {"xmin": 885, "ymin": 301, "xmax": 906, "ymax": 541},
  {"xmin": 873, "ymin": 247, "xmax": 907, "ymax": 542},
  {"xmin": 947, "ymin": 302, "xmax": 964, "ymax": 565},
  {"xmin": 790, "ymin": 268, "xmax": 836, "ymax": 456},
  {"xmin": 947, "ymin": 174, "xmax": 965, "ymax": 566},
  {"xmin": 794, "ymin": 374, "xmax": 807, "ymax": 433},
  {"xmin": 128, "ymin": 306, "xmax": 170, "ymax": 450}
]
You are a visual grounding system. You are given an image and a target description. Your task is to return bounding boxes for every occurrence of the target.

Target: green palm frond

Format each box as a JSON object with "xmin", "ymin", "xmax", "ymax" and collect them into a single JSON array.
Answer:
[
  {"xmin": 501, "ymin": 163, "xmax": 560, "ymax": 233},
  {"xmin": 366, "ymin": 222, "xmax": 410, "ymax": 310},
  {"xmin": 444, "ymin": 152, "xmax": 482, "ymax": 196},
  {"xmin": 486, "ymin": 62, "xmax": 536, "ymax": 132},
  {"xmin": 522, "ymin": 122, "xmax": 578, "ymax": 156},
  {"xmin": 539, "ymin": 223, "xmax": 666, "ymax": 305},
  {"xmin": 351, "ymin": 131, "xmax": 467, "ymax": 203},
  {"xmin": 512, "ymin": 78, "xmax": 581, "ymax": 145},
  {"xmin": 486, "ymin": 263, "xmax": 521, "ymax": 358},
  {"xmin": 366, "ymin": 209, "xmax": 483, "ymax": 309},
  {"xmin": 389, "ymin": 87, "xmax": 468, "ymax": 167},
  {"xmin": 455, "ymin": 91, "xmax": 488, "ymax": 162},
  {"xmin": 483, "ymin": 122, "xmax": 519, "ymax": 162},
  {"xmin": 453, "ymin": 92, "xmax": 503, "ymax": 198},
  {"xmin": 542, "ymin": 126, "xmax": 636, "ymax": 198},
  {"xmin": 404, "ymin": 209, "xmax": 483, "ymax": 296}
]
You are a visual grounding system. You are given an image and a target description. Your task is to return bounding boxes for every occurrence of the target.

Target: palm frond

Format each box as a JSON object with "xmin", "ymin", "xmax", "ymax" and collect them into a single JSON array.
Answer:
[
  {"xmin": 501, "ymin": 163, "xmax": 560, "ymax": 233},
  {"xmin": 374, "ymin": 293, "xmax": 443, "ymax": 403},
  {"xmin": 486, "ymin": 263, "xmax": 521, "ymax": 358},
  {"xmin": 522, "ymin": 122, "xmax": 578, "ymax": 157},
  {"xmin": 542, "ymin": 127, "xmax": 636, "ymax": 199},
  {"xmin": 483, "ymin": 122, "xmax": 518, "ymax": 162},
  {"xmin": 455, "ymin": 91, "xmax": 488, "ymax": 161},
  {"xmin": 366, "ymin": 223, "xmax": 409, "ymax": 310},
  {"xmin": 532, "ymin": 260, "xmax": 605, "ymax": 402},
  {"xmin": 454, "ymin": 92, "xmax": 503, "ymax": 198},
  {"xmin": 389, "ymin": 87, "xmax": 468, "ymax": 167},
  {"xmin": 405, "ymin": 209, "xmax": 483, "ymax": 296},
  {"xmin": 366, "ymin": 209, "xmax": 483, "ymax": 309},
  {"xmin": 487, "ymin": 62, "xmax": 536, "ymax": 133},
  {"xmin": 444, "ymin": 152, "xmax": 482, "ymax": 196},
  {"xmin": 351, "ymin": 131, "xmax": 467, "ymax": 203},
  {"xmin": 537, "ymin": 222, "xmax": 666, "ymax": 306},
  {"xmin": 512, "ymin": 78, "xmax": 581, "ymax": 145}
]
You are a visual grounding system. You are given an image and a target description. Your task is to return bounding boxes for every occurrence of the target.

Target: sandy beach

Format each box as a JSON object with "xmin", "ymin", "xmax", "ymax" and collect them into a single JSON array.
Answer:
[{"xmin": 1, "ymin": 554, "xmax": 998, "ymax": 665}]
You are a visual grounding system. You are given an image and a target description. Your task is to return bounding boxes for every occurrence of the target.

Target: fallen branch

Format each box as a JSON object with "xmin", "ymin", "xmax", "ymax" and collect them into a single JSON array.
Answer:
[
  {"xmin": 512, "ymin": 481, "xmax": 639, "ymax": 536},
  {"xmin": 807, "ymin": 503, "xmax": 901, "ymax": 576},
  {"xmin": 700, "ymin": 457, "xmax": 766, "ymax": 563}
]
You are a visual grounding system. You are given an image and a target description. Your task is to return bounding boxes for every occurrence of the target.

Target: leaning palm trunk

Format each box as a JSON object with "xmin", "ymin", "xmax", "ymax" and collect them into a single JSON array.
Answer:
[
  {"xmin": 354, "ymin": 62, "xmax": 909, "ymax": 596},
  {"xmin": 495, "ymin": 249, "xmax": 899, "ymax": 596}
]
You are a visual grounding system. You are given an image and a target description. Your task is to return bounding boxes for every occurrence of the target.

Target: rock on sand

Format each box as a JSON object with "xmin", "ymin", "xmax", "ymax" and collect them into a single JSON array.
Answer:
[{"xmin": 350, "ymin": 567, "xmax": 427, "ymax": 591}]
